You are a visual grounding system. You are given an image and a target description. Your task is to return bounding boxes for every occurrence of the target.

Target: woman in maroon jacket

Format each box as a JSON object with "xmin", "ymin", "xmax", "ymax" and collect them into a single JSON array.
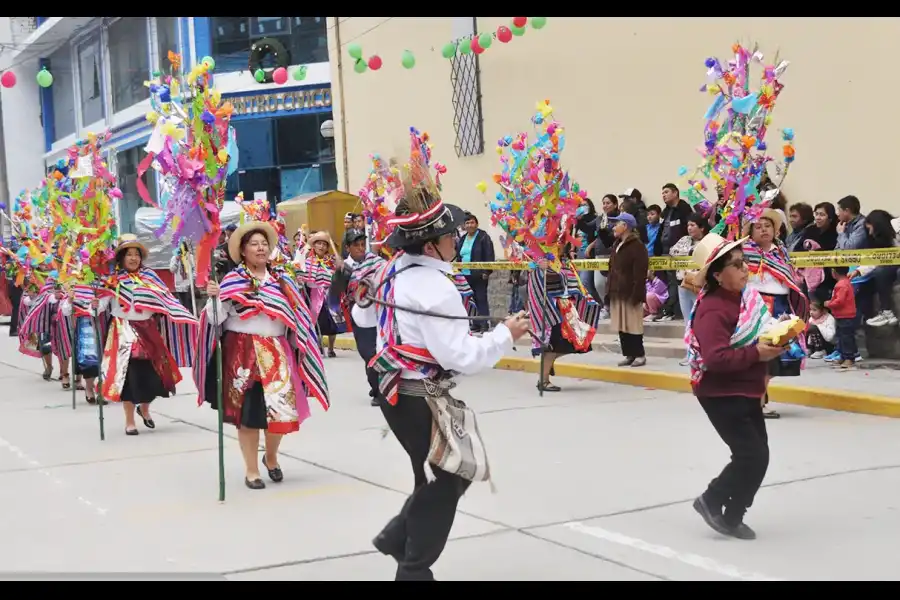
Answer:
[{"xmin": 684, "ymin": 233, "xmax": 786, "ymax": 541}]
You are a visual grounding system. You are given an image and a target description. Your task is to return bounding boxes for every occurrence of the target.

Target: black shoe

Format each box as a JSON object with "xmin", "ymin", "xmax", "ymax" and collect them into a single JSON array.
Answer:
[
  {"xmin": 370, "ymin": 397, "xmax": 381, "ymax": 407},
  {"xmin": 261, "ymin": 456, "xmax": 284, "ymax": 483},
  {"xmin": 245, "ymin": 477, "xmax": 266, "ymax": 490},
  {"xmin": 693, "ymin": 496, "xmax": 731, "ymax": 536},
  {"xmin": 136, "ymin": 405, "xmax": 155, "ymax": 429},
  {"xmin": 722, "ymin": 521, "xmax": 757, "ymax": 540},
  {"xmin": 125, "ymin": 428, "xmax": 139, "ymax": 436}
]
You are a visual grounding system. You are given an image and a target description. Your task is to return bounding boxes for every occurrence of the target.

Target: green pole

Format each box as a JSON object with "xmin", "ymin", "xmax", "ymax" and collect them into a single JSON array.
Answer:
[
  {"xmin": 93, "ymin": 312, "xmax": 105, "ymax": 442},
  {"xmin": 210, "ymin": 257, "xmax": 225, "ymax": 503},
  {"xmin": 71, "ymin": 320, "xmax": 77, "ymax": 410}
]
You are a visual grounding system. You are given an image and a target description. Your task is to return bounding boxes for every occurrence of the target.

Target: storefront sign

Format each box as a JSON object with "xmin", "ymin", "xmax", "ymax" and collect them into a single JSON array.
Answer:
[{"xmin": 229, "ymin": 87, "xmax": 332, "ymax": 116}]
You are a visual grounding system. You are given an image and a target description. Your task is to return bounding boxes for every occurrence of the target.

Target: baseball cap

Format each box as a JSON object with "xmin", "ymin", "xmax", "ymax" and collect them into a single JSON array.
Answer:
[
  {"xmin": 608, "ymin": 213, "xmax": 637, "ymax": 229},
  {"xmin": 618, "ymin": 187, "xmax": 636, "ymax": 198},
  {"xmin": 344, "ymin": 228, "xmax": 367, "ymax": 245}
]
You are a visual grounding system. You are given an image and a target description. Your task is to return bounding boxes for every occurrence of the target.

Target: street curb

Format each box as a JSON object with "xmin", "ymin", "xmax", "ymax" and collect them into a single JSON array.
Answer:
[{"xmin": 332, "ymin": 337, "xmax": 900, "ymax": 419}]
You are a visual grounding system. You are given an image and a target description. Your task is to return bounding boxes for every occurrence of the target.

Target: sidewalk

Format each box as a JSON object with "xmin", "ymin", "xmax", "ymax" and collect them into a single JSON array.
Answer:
[{"xmin": 333, "ymin": 334, "xmax": 900, "ymax": 418}]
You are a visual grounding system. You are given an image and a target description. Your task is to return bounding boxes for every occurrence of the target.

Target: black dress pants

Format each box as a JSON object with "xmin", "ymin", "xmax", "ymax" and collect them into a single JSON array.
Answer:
[
  {"xmin": 698, "ymin": 395, "xmax": 770, "ymax": 526},
  {"xmin": 378, "ymin": 393, "xmax": 471, "ymax": 580},
  {"xmin": 619, "ymin": 331, "xmax": 645, "ymax": 358},
  {"xmin": 351, "ymin": 319, "xmax": 380, "ymax": 400},
  {"xmin": 465, "ymin": 275, "xmax": 490, "ymax": 332}
]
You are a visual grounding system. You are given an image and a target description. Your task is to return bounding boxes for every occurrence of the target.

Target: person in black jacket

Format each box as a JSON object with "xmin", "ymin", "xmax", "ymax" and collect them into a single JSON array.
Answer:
[
  {"xmin": 619, "ymin": 188, "xmax": 649, "ymax": 244},
  {"xmin": 456, "ymin": 212, "xmax": 496, "ymax": 332},
  {"xmin": 658, "ymin": 183, "xmax": 694, "ymax": 320}
]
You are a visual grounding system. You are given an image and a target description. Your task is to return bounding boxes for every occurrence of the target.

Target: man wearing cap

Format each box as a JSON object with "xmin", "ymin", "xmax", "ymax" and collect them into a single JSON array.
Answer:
[
  {"xmin": 331, "ymin": 228, "xmax": 385, "ymax": 406},
  {"xmin": 355, "ymin": 173, "xmax": 530, "ymax": 580}
]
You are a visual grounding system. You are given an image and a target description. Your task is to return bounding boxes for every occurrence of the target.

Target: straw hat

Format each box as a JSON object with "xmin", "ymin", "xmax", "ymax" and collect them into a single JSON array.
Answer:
[
  {"xmin": 228, "ymin": 221, "xmax": 278, "ymax": 264},
  {"xmin": 743, "ymin": 207, "xmax": 785, "ymax": 237},
  {"xmin": 115, "ymin": 233, "xmax": 148, "ymax": 261},
  {"xmin": 692, "ymin": 233, "xmax": 748, "ymax": 286},
  {"xmin": 308, "ymin": 231, "xmax": 332, "ymax": 246}
]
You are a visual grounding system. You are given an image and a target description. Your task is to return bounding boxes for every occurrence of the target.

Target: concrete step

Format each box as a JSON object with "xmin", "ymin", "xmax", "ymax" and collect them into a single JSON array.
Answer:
[
  {"xmin": 595, "ymin": 319, "xmax": 685, "ymax": 340},
  {"xmin": 590, "ymin": 333, "xmax": 685, "ymax": 360}
]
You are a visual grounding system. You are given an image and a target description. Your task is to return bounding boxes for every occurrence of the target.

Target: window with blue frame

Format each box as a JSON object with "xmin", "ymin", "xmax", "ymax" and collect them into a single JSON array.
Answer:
[
  {"xmin": 108, "ymin": 17, "xmax": 150, "ymax": 113},
  {"xmin": 48, "ymin": 45, "xmax": 76, "ymax": 142},
  {"xmin": 209, "ymin": 17, "xmax": 327, "ymax": 74},
  {"xmin": 155, "ymin": 16, "xmax": 179, "ymax": 71},
  {"xmin": 226, "ymin": 111, "xmax": 336, "ymax": 206}
]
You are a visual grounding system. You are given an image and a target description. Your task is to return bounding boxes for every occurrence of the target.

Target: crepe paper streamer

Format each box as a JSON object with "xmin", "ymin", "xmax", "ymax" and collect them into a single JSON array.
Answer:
[
  {"xmin": 672, "ymin": 43, "xmax": 796, "ymax": 238},
  {"xmin": 141, "ymin": 50, "xmax": 235, "ymax": 287},
  {"xmin": 486, "ymin": 99, "xmax": 586, "ymax": 272}
]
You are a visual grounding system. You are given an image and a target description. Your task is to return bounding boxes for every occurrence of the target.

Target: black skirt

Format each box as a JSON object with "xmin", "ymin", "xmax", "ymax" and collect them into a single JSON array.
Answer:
[
  {"xmin": 74, "ymin": 363, "xmax": 100, "ymax": 378},
  {"xmin": 204, "ymin": 368, "xmax": 268, "ymax": 430},
  {"xmin": 316, "ymin": 304, "xmax": 339, "ymax": 336},
  {"xmin": 547, "ymin": 322, "xmax": 592, "ymax": 356},
  {"xmin": 8, "ymin": 283, "xmax": 21, "ymax": 336},
  {"xmin": 120, "ymin": 359, "xmax": 172, "ymax": 404}
]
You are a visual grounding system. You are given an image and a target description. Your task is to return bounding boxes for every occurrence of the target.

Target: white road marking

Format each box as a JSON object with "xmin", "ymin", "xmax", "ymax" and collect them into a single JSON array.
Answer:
[
  {"xmin": 0, "ymin": 435, "xmax": 108, "ymax": 517},
  {"xmin": 564, "ymin": 521, "xmax": 784, "ymax": 582}
]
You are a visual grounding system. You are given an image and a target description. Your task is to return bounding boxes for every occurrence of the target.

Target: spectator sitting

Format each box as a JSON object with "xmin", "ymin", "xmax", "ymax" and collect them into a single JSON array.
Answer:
[
  {"xmin": 643, "ymin": 271, "xmax": 668, "ymax": 321},
  {"xmin": 806, "ymin": 300, "xmax": 836, "ymax": 359},
  {"xmin": 852, "ymin": 210, "xmax": 900, "ymax": 328}
]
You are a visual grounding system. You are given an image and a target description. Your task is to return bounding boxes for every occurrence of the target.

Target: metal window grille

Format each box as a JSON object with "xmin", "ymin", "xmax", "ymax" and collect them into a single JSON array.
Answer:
[{"xmin": 449, "ymin": 50, "xmax": 484, "ymax": 158}]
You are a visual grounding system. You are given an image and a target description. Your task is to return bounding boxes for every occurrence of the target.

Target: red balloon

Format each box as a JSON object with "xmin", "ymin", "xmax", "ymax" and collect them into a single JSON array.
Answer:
[
  {"xmin": 0, "ymin": 71, "xmax": 16, "ymax": 88},
  {"xmin": 497, "ymin": 26, "xmax": 512, "ymax": 43},
  {"xmin": 512, "ymin": 16, "xmax": 528, "ymax": 28},
  {"xmin": 368, "ymin": 55, "xmax": 383, "ymax": 70},
  {"xmin": 471, "ymin": 36, "xmax": 483, "ymax": 54}
]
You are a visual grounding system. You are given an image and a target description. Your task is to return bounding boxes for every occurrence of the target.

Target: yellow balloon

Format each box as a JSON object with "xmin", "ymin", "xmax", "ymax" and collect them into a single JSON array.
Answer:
[
  {"xmin": 146, "ymin": 112, "xmax": 159, "ymax": 124},
  {"xmin": 475, "ymin": 181, "xmax": 487, "ymax": 193},
  {"xmin": 709, "ymin": 84, "xmax": 720, "ymax": 94}
]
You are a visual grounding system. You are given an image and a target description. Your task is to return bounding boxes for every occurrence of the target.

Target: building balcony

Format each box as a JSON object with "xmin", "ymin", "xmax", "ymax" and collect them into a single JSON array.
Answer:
[{"xmin": 0, "ymin": 17, "xmax": 95, "ymax": 70}]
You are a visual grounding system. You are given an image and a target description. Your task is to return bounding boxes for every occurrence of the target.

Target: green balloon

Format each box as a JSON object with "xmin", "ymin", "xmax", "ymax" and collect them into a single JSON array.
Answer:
[
  {"xmin": 36, "ymin": 68, "xmax": 53, "ymax": 88},
  {"xmin": 292, "ymin": 66, "xmax": 308, "ymax": 81},
  {"xmin": 441, "ymin": 42, "xmax": 457, "ymax": 59},
  {"xmin": 152, "ymin": 70, "xmax": 162, "ymax": 78},
  {"xmin": 348, "ymin": 43, "xmax": 363, "ymax": 60},
  {"xmin": 254, "ymin": 69, "xmax": 265, "ymax": 83},
  {"xmin": 511, "ymin": 25, "xmax": 526, "ymax": 36},
  {"xmin": 478, "ymin": 33, "xmax": 493, "ymax": 49},
  {"xmin": 530, "ymin": 17, "xmax": 547, "ymax": 29},
  {"xmin": 201, "ymin": 55, "xmax": 216, "ymax": 70},
  {"xmin": 401, "ymin": 50, "xmax": 415, "ymax": 69},
  {"xmin": 459, "ymin": 39, "xmax": 472, "ymax": 55},
  {"xmin": 354, "ymin": 59, "xmax": 368, "ymax": 74}
]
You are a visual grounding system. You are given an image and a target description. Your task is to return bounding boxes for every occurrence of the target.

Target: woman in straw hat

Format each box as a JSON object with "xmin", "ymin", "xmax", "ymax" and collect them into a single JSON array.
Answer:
[
  {"xmin": 684, "ymin": 233, "xmax": 786, "ymax": 540},
  {"xmin": 199, "ymin": 217, "xmax": 329, "ymax": 490},
  {"xmin": 742, "ymin": 206, "xmax": 809, "ymax": 419},
  {"xmin": 301, "ymin": 230, "xmax": 345, "ymax": 357},
  {"xmin": 93, "ymin": 234, "xmax": 198, "ymax": 435}
]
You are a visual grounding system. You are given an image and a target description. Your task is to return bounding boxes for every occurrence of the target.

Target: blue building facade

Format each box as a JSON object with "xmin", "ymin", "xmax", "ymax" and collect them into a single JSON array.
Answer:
[{"xmin": 31, "ymin": 16, "xmax": 334, "ymax": 233}]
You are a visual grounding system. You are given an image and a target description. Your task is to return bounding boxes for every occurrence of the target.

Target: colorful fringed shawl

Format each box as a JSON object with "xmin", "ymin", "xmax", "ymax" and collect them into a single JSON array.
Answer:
[
  {"xmin": 684, "ymin": 287, "xmax": 771, "ymax": 387},
  {"xmin": 192, "ymin": 264, "xmax": 329, "ymax": 410},
  {"xmin": 97, "ymin": 268, "xmax": 198, "ymax": 367},
  {"xmin": 368, "ymin": 252, "xmax": 449, "ymax": 406},
  {"xmin": 346, "ymin": 252, "xmax": 387, "ymax": 311},
  {"xmin": 451, "ymin": 273, "xmax": 478, "ymax": 317},
  {"xmin": 19, "ymin": 282, "xmax": 74, "ymax": 361},
  {"xmin": 526, "ymin": 263, "xmax": 600, "ymax": 351}
]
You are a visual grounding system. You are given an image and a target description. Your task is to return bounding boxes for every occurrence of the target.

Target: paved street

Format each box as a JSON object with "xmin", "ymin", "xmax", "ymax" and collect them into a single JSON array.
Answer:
[{"xmin": 1, "ymin": 333, "xmax": 899, "ymax": 581}]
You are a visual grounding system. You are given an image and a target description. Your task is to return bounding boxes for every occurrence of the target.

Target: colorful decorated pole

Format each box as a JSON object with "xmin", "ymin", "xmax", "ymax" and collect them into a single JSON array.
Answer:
[
  {"xmin": 142, "ymin": 50, "xmax": 236, "ymax": 502},
  {"xmin": 485, "ymin": 100, "xmax": 588, "ymax": 394},
  {"xmin": 674, "ymin": 43, "xmax": 795, "ymax": 237}
]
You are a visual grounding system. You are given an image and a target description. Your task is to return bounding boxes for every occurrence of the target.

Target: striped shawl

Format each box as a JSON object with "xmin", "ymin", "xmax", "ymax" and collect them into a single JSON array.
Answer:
[{"xmin": 192, "ymin": 264, "xmax": 329, "ymax": 410}]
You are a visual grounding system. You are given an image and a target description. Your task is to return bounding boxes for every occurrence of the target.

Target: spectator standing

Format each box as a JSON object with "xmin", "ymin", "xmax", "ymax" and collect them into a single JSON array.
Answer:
[
  {"xmin": 456, "ymin": 212, "xmax": 496, "ymax": 332},
  {"xmin": 657, "ymin": 183, "xmax": 693, "ymax": 320},
  {"xmin": 825, "ymin": 267, "xmax": 859, "ymax": 370}
]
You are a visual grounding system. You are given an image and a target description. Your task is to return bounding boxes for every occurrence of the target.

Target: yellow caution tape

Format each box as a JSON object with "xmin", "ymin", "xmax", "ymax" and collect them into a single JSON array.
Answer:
[{"xmin": 452, "ymin": 247, "xmax": 900, "ymax": 272}]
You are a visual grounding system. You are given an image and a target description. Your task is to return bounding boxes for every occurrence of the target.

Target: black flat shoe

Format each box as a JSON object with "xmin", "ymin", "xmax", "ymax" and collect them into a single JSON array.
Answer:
[
  {"xmin": 136, "ymin": 405, "xmax": 155, "ymax": 429},
  {"xmin": 125, "ymin": 428, "xmax": 139, "ymax": 436},
  {"xmin": 537, "ymin": 382, "xmax": 561, "ymax": 392},
  {"xmin": 245, "ymin": 478, "xmax": 266, "ymax": 490},
  {"xmin": 85, "ymin": 396, "xmax": 97, "ymax": 405},
  {"xmin": 262, "ymin": 456, "xmax": 283, "ymax": 483}
]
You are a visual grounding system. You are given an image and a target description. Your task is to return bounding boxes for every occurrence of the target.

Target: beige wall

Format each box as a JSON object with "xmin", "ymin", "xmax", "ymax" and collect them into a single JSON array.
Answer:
[{"xmin": 328, "ymin": 17, "xmax": 899, "ymax": 243}]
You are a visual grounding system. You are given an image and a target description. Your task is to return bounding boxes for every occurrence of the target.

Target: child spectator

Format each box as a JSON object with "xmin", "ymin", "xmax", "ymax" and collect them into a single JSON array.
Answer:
[
  {"xmin": 806, "ymin": 299, "xmax": 836, "ymax": 359},
  {"xmin": 643, "ymin": 271, "xmax": 669, "ymax": 320},
  {"xmin": 824, "ymin": 266, "xmax": 858, "ymax": 370},
  {"xmin": 645, "ymin": 204, "xmax": 663, "ymax": 257}
]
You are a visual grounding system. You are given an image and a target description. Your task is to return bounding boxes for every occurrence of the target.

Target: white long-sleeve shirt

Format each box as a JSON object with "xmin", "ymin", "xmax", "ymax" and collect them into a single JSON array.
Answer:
[
  {"xmin": 353, "ymin": 253, "xmax": 512, "ymax": 381},
  {"xmin": 204, "ymin": 272, "xmax": 286, "ymax": 338}
]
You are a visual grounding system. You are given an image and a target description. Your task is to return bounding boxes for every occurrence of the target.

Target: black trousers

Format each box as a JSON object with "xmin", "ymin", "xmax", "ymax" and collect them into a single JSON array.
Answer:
[
  {"xmin": 619, "ymin": 331, "xmax": 645, "ymax": 358},
  {"xmin": 8, "ymin": 281, "xmax": 22, "ymax": 336},
  {"xmin": 698, "ymin": 395, "xmax": 770, "ymax": 526},
  {"xmin": 465, "ymin": 275, "xmax": 490, "ymax": 331},
  {"xmin": 662, "ymin": 271, "xmax": 680, "ymax": 317},
  {"xmin": 378, "ymin": 393, "xmax": 471, "ymax": 580},
  {"xmin": 835, "ymin": 318, "xmax": 858, "ymax": 360},
  {"xmin": 351, "ymin": 319, "xmax": 380, "ymax": 399}
]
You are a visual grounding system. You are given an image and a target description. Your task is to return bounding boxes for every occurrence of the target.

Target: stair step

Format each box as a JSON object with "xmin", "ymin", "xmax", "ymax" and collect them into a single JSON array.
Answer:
[
  {"xmin": 590, "ymin": 333, "xmax": 686, "ymax": 360},
  {"xmin": 596, "ymin": 319, "xmax": 685, "ymax": 340}
]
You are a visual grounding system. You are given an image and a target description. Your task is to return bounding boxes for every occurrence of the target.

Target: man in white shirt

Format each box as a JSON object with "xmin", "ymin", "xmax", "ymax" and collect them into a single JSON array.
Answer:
[{"xmin": 354, "ymin": 184, "xmax": 529, "ymax": 580}]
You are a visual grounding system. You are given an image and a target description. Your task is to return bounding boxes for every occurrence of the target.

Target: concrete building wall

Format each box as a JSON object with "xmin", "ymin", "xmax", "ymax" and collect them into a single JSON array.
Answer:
[{"xmin": 328, "ymin": 17, "xmax": 900, "ymax": 243}]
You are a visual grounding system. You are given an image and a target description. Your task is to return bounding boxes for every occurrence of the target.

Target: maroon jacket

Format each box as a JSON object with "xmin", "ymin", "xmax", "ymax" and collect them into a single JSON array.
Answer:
[{"xmin": 692, "ymin": 288, "xmax": 768, "ymax": 399}]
